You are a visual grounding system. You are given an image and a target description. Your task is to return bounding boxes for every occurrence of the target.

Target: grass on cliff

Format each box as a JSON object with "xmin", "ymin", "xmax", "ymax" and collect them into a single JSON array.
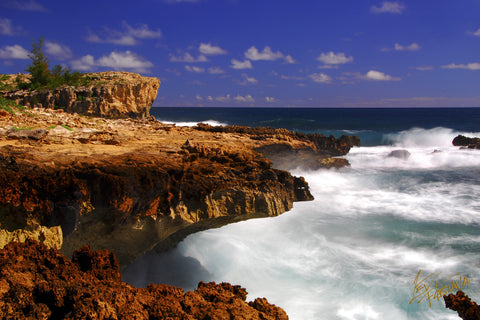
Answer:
[{"xmin": 0, "ymin": 96, "xmax": 24, "ymax": 115}]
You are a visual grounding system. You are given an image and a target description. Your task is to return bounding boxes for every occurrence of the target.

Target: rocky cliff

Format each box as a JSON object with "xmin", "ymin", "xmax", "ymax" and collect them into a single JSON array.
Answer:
[
  {"xmin": 0, "ymin": 240, "xmax": 288, "ymax": 319},
  {"xmin": 1, "ymin": 72, "xmax": 160, "ymax": 119},
  {"xmin": 0, "ymin": 106, "xmax": 355, "ymax": 267}
]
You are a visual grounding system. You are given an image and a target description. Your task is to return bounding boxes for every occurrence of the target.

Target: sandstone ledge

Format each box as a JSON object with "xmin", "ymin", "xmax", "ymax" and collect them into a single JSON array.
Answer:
[
  {"xmin": 0, "ymin": 107, "xmax": 358, "ymax": 266},
  {"xmin": 0, "ymin": 240, "xmax": 288, "ymax": 319},
  {"xmin": 1, "ymin": 72, "xmax": 160, "ymax": 119}
]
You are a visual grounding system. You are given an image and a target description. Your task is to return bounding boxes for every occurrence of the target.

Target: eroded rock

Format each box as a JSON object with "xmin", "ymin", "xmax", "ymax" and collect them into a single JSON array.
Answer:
[{"xmin": 0, "ymin": 240, "xmax": 288, "ymax": 319}]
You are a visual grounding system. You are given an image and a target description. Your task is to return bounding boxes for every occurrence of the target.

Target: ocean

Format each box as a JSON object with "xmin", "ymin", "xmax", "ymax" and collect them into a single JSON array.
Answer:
[{"xmin": 124, "ymin": 107, "xmax": 480, "ymax": 320}]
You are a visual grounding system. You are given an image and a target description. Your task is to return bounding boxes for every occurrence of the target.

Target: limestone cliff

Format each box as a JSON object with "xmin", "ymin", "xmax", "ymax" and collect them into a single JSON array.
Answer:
[
  {"xmin": 1, "ymin": 72, "xmax": 160, "ymax": 119},
  {"xmin": 0, "ymin": 240, "xmax": 288, "ymax": 319}
]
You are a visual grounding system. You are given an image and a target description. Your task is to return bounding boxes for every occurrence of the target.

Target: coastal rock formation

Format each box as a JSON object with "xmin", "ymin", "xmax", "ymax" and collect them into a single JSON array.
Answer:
[
  {"xmin": 195, "ymin": 123, "xmax": 360, "ymax": 170},
  {"xmin": 0, "ymin": 240, "xmax": 288, "ymax": 319},
  {"xmin": 2, "ymin": 72, "xmax": 160, "ymax": 119},
  {"xmin": 452, "ymin": 135, "xmax": 480, "ymax": 149},
  {"xmin": 444, "ymin": 291, "xmax": 480, "ymax": 320},
  {"xmin": 0, "ymin": 107, "xmax": 357, "ymax": 266}
]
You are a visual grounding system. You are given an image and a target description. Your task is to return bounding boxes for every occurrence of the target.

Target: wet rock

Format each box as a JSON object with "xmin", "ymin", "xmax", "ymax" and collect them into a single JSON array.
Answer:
[
  {"xmin": 388, "ymin": 149, "xmax": 411, "ymax": 160},
  {"xmin": 453, "ymin": 135, "xmax": 480, "ymax": 149},
  {"xmin": 444, "ymin": 291, "xmax": 480, "ymax": 320}
]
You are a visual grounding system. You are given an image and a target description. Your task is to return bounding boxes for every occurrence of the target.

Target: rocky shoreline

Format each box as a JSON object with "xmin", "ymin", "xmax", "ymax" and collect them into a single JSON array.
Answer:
[{"xmin": 0, "ymin": 72, "xmax": 362, "ymax": 318}]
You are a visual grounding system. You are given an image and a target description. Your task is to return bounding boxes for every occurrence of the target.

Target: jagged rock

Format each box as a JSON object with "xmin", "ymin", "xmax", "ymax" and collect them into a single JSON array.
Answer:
[
  {"xmin": 7, "ymin": 128, "xmax": 47, "ymax": 140},
  {"xmin": 453, "ymin": 135, "xmax": 480, "ymax": 149},
  {"xmin": 0, "ymin": 240, "xmax": 288, "ymax": 319},
  {"xmin": 0, "ymin": 225, "xmax": 62, "ymax": 250},
  {"xmin": 3, "ymin": 72, "xmax": 160, "ymax": 119},
  {"xmin": 387, "ymin": 149, "xmax": 411, "ymax": 160},
  {"xmin": 444, "ymin": 291, "xmax": 480, "ymax": 320}
]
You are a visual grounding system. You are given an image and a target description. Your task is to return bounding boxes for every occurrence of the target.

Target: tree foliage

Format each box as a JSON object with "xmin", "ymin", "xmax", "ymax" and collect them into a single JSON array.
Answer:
[{"xmin": 18, "ymin": 37, "xmax": 87, "ymax": 90}]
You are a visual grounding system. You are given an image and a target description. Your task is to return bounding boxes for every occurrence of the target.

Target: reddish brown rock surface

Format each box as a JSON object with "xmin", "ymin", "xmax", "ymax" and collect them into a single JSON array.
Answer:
[
  {"xmin": 0, "ymin": 240, "xmax": 288, "ymax": 319},
  {"xmin": 444, "ymin": 291, "xmax": 480, "ymax": 320}
]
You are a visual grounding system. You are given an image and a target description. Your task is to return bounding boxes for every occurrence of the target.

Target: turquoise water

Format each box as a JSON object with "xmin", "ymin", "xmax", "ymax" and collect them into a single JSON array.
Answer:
[{"xmin": 125, "ymin": 108, "xmax": 480, "ymax": 319}]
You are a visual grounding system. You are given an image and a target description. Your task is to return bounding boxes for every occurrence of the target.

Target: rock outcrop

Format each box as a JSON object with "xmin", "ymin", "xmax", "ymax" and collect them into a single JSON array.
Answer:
[
  {"xmin": 0, "ymin": 106, "xmax": 357, "ymax": 266},
  {"xmin": 0, "ymin": 240, "xmax": 288, "ymax": 319},
  {"xmin": 1, "ymin": 72, "xmax": 160, "ymax": 119},
  {"xmin": 444, "ymin": 291, "xmax": 480, "ymax": 320},
  {"xmin": 453, "ymin": 135, "xmax": 480, "ymax": 149}
]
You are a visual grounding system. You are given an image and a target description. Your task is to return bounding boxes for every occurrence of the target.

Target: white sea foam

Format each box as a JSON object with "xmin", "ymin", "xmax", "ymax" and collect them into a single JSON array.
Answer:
[{"xmin": 156, "ymin": 119, "xmax": 228, "ymax": 127}]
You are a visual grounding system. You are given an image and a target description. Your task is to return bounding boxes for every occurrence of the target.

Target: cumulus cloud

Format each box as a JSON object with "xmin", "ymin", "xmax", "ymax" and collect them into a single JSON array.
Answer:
[
  {"xmin": 383, "ymin": 42, "xmax": 421, "ymax": 52},
  {"xmin": 185, "ymin": 65, "xmax": 205, "ymax": 73},
  {"xmin": 265, "ymin": 96, "xmax": 276, "ymax": 103},
  {"xmin": 234, "ymin": 94, "xmax": 255, "ymax": 103},
  {"xmin": 45, "ymin": 41, "xmax": 72, "ymax": 60},
  {"xmin": 87, "ymin": 21, "xmax": 162, "ymax": 46},
  {"xmin": 238, "ymin": 73, "xmax": 258, "ymax": 85},
  {"xmin": 317, "ymin": 52, "xmax": 353, "ymax": 65},
  {"xmin": 0, "ymin": 44, "xmax": 29, "ymax": 59},
  {"xmin": 170, "ymin": 52, "xmax": 208, "ymax": 63},
  {"xmin": 415, "ymin": 65, "xmax": 434, "ymax": 71},
  {"xmin": 215, "ymin": 94, "xmax": 231, "ymax": 102},
  {"xmin": 245, "ymin": 46, "xmax": 295, "ymax": 63},
  {"xmin": 71, "ymin": 51, "xmax": 154, "ymax": 73},
  {"xmin": 309, "ymin": 73, "xmax": 332, "ymax": 84},
  {"xmin": 371, "ymin": 1, "xmax": 405, "ymax": 14},
  {"xmin": 364, "ymin": 70, "xmax": 401, "ymax": 81},
  {"xmin": 0, "ymin": 18, "xmax": 20, "ymax": 35},
  {"xmin": 231, "ymin": 59, "xmax": 252, "ymax": 69},
  {"xmin": 1, "ymin": 0, "xmax": 47, "ymax": 11},
  {"xmin": 207, "ymin": 67, "xmax": 225, "ymax": 74},
  {"xmin": 199, "ymin": 43, "xmax": 227, "ymax": 55},
  {"xmin": 441, "ymin": 63, "xmax": 480, "ymax": 70}
]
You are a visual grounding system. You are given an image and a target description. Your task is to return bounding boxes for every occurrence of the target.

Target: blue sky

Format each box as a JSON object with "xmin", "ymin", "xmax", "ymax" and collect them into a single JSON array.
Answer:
[{"xmin": 1, "ymin": 0, "xmax": 480, "ymax": 107}]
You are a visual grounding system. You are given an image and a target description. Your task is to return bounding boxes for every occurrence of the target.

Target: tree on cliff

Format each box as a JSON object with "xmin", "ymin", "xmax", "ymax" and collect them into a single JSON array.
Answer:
[
  {"xmin": 17, "ymin": 37, "xmax": 85, "ymax": 90},
  {"xmin": 26, "ymin": 37, "xmax": 51, "ymax": 89}
]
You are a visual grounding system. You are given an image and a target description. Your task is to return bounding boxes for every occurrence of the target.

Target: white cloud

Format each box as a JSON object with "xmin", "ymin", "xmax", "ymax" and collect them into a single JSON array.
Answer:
[
  {"xmin": 216, "ymin": 94, "xmax": 231, "ymax": 102},
  {"xmin": 265, "ymin": 96, "xmax": 276, "ymax": 103},
  {"xmin": 71, "ymin": 51, "xmax": 154, "ymax": 73},
  {"xmin": 231, "ymin": 59, "xmax": 252, "ymax": 69},
  {"xmin": 45, "ymin": 41, "xmax": 72, "ymax": 60},
  {"xmin": 2, "ymin": 0, "xmax": 47, "ymax": 11},
  {"xmin": 415, "ymin": 65, "xmax": 434, "ymax": 71},
  {"xmin": 0, "ymin": 18, "xmax": 18, "ymax": 35},
  {"xmin": 196, "ymin": 94, "xmax": 203, "ymax": 101},
  {"xmin": 87, "ymin": 22, "xmax": 162, "ymax": 46},
  {"xmin": 364, "ymin": 70, "xmax": 401, "ymax": 81},
  {"xmin": 0, "ymin": 44, "xmax": 29, "ymax": 59},
  {"xmin": 245, "ymin": 46, "xmax": 295, "ymax": 63},
  {"xmin": 170, "ymin": 52, "xmax": 208, "ymax": 63},
  {"xmin": 472, "ymin": 28, "xmax": 480, "ymax": 36},
  {"xmin": 441, "ymin": 63, "xmax": 480, "ymax": 70},
  {"xmin": 317, "ymin": 52, "xmax": 353, "ymax": 65},
  {"xmin": 309, "ymin": 73, "xmax": 332, "ymax": 84},
  {"xmin": 383, "ymin": 42, "xmax": 420, "ymax": 51},
  {"xmin": 371, "ymin": 1, "xmax": 405, "ymax": 14},
  {"xmin": 199, "ymin": 43, "xmax": 227, "ymax": 55},
  {"xmin": 207, "ymin": 96, "xmax": 213, "ymax": 101},
  {"xmin": 234, "ymin": 94, "xmax": 255, "ymax": 103},
  {"xmin": 207, "ymin": 66, "xmax": 225, "ymax": 74},
  {"xmin": 185, "ymin": 65, "xmax": 205, "ymax": 73},
  {"xmin": 71, "ymin": 55, "xmax": 95, "ymax": 71},
  {"xmin": 239, "ymin": 73, "xmax": 258, "ymax": 85}
]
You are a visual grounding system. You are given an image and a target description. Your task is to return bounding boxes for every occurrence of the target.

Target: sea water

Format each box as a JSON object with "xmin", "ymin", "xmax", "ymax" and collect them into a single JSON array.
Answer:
[{"xmin": 124, "ymin": 108, "xmax": 480, "ymax": 320}]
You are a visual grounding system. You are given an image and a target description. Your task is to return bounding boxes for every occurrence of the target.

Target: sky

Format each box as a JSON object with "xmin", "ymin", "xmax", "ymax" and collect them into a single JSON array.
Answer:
[{"xmin": 1, "ymin": 0, "xmax": 480, "ymax": 108}]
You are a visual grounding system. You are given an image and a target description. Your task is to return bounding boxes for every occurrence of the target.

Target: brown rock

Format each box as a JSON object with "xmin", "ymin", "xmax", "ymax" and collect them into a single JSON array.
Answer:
[
  {"xmin": 453, "ymin": 135, "xmax": 480, "ymax": 149},
  {"xmin": 3, "ymin": 72, "xmax": 160, "ymax": 119},
  {"xmin": 0, "ymin": 240, "xmax": 288, "ymax": 320},
  {"xmin": 444, "ymin": 291, "xmax": 480, "ymax": 320}
]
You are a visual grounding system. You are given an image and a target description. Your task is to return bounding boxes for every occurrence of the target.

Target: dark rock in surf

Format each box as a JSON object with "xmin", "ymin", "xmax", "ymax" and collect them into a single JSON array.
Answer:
[
  {"xmin": 452, "ymin": 135, "xmax": 480, "ymax": 149},
  {"xmin": 387, "ymin": 149, "xmax": 411, "ymax": 160}
]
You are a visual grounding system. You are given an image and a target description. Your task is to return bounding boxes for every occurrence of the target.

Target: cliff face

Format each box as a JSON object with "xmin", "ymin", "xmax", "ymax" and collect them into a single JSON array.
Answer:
[
  {"xmin": 0, "ymin": 105, "xmax": 357, "ymax": 266},
  {"xmin": 0, "ymin": 240, "xmax": 288, "ymax": 319},
  {"xmin": 2, "ymin": 72, "xmax": 160, "ymax": 119}
]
